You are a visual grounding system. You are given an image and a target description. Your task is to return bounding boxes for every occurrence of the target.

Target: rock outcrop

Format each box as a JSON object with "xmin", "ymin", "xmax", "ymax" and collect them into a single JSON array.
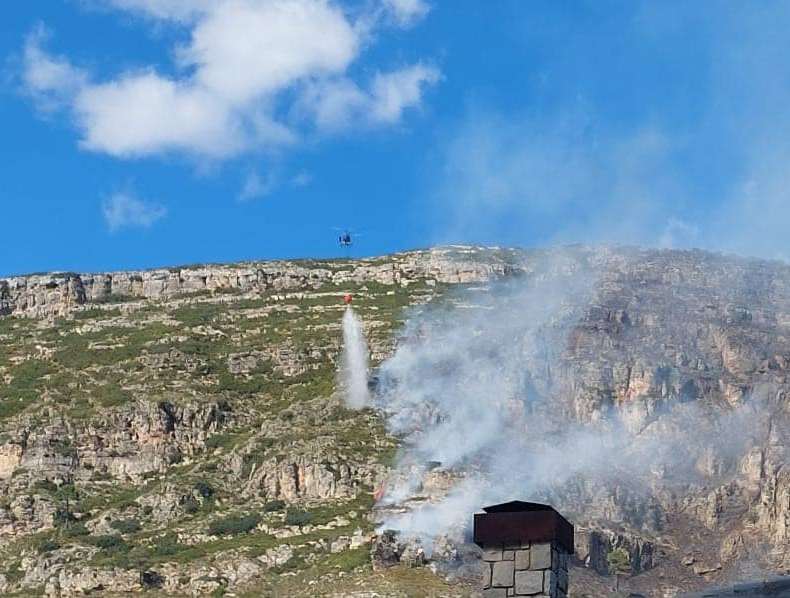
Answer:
[
  {"xmin": 2, "ymin": 247, "xmax": 520, "ymax": 318},
  {"xmin": 2, "ymin": 245, "xmax": 790, "ymax": 596}
]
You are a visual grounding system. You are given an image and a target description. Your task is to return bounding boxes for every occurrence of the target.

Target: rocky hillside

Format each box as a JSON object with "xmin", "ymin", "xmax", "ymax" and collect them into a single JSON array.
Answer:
[{"xmin": 0, "ymin": 246, "xmax": 789, "ymax": 597}]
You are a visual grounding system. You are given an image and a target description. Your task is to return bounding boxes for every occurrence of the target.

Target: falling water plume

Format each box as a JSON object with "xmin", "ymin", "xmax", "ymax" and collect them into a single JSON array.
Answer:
[{"xmin": 340, "ymin": 305, "xmax": 370, "ymax": 409}]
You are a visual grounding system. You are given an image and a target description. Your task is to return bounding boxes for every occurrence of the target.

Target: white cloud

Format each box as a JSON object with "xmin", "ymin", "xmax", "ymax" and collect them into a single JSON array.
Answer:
[
  {"xmin": 182, "ymin": 0, "xmax": 358, "ymax": 105},
  {"xmin": 22, "ymin": 0, "xmax": 439, "ymax": 160},
  {"xmin": 238, "ymin": 171, "xmax": 278, "ymax": 201},
  {"xmin": 369, "ymin": 63, "xmax": 440, "ymax": 124},
  {"xmin": 383, "ymin": 0, "xmax": 430, "ymax": 26},
  {"xmin": 22, "ymin": 26, "xmax": 87, "ymax": 111},
  {"xmin": 100, "ymin": 0, "xmax": 213, "ymax": 22},
  {"xmin": 299, "ymin": 63, "xmax": 440, "ymax": 131},
  {"xmin": 300, "ymin": 77, "xmax": 369, "ymax": 131},
  {"xmin": 102, "ymin": 192, "xmax": 168, "ymax": 231},
  {"xmin": 75, "ymin": 72, "xmax": 256, "ymax": 158},
  {"xmin": 238, "ymin": 167, "xmax": 313, "ymax": 201}
]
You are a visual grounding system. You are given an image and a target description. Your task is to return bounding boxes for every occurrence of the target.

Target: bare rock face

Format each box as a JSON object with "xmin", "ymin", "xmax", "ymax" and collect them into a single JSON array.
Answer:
[
  {"xmin": 575, "ymin": 527, "xmax": 656, "ymax": 575},
  {"xmin": 46, "ymin": 568, "xmax": 141, "ymax": 596},
  {"xmin": 244, "ymin": 453, "xmax": 362, "ymax": 501},
  {"xmin": 1, "ymin": 247, "xmax": 518, "ymax": 318},
  {"xmin": 2, "ymin": 400, "xmax": 231, "ymax": 490},
  {"xmin": 3, "ymin": 245, "xmax": 790, "ymax": 596},
  {"xmin": 364, "ymin": 246, "xmax": 790, "ymax": 595},
  {"xmin": 755, "ymin": 465, "xmax": 790, "ymax": 565},
  {"xmin": 0, "ymin": 444, "xmax": 23, "ymax": 479}
]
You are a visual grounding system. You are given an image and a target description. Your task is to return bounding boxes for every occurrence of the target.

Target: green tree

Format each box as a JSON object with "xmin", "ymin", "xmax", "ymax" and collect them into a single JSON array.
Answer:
[{"xmin": 607, "ymin": 547, "xmax": 631, "ymax": 591}]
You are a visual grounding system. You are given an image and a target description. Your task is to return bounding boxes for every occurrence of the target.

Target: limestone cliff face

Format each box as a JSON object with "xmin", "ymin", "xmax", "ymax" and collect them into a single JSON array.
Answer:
[
  {"xmin": 1, "ymin": 247, "xmax": 518, "ymax": 318},
  {"xmin": 366, "ymin": 247, "xmax": 790, "ymax": 595},
  {"xmin": 540, "ymin": 249, "xmax": 790, "ymax": 572},
  {"xmin": 2, "ymin": 245, "xmax": 790, "ymax": 596}
]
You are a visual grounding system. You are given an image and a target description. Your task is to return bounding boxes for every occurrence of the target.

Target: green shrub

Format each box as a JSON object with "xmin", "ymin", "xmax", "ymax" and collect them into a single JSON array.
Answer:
[
  {"xmin": 33, "ymin": 479, "xmax": 58, "ymax": 494},
  {"xmin": 193, "ymin": 481, "xmax": 214, "ymax": 500},
  {"xmin": 92, "ymin": 534, "xmax": 130, "ymax": 553},
  {"xmin": 98, "ymin": 384, "xmax": 131, "ymax": 408},
  {"xmin": 63, "ymin": 522, "xmax": 89, "ymax": 538},
  {"xmin": 205, "ymin": 434, "xmax": 236, "ymax": 450},
  {"xmin": 207, "ymin": 513, "xmax": 261, "ymax": 537},
  {"xmin": 91, "ymin": 294, "xmax": 136, "ymax": 304},
  {"xmin": 152, "ymin": 533, "xmax": 184, "ymax": 557},
  {"xmin": 263, "ymin": 500, "xmax": 285, "ymax": 513},
  {"xmin": 3, "ymin": 562, "xmax": 23, "ymax": 584},
  {"xmin": 182, "ymin": 496, "xmax": 200, "ymax": 514},
  {"xmin": 53, "ymin": 508, "xmax": 77, "ymax": 528},
  {"xmin": 284, "ymin": 509, "xmax": 312, "ymax": 527},
  {"xmin": 0, "ymin": 359, "xmax": 55, "ymax": 420},
  {"xmin": 172, "ymin": 304, "xmax": 224, "ymax": 327},
  {"xmin": 216, "ymin": 371, "xmax": 272, "ymax": 394},
  {"xmin": 110, "ymin": 519, "xmax": 141, "ymax": 534},
  {"xmin": 36, "ymin": 538, "xmax": 61, "ymax": 554},
  {"xmin": 607, "ymin": 547, "xmax": 631, "ymax": 575},
  {"xmin": 53, "ymin": 440, "xmax": 78, "ymax": 459},
  {"xmin": 54, "ymin": 483, "xmax": 78, "ymax": 502},
  {"xmin": 73, "ymin": 308, "xmax": 121, "ymax": 320},
  {"xmin": 6, "ymin": 359, "xmax": 55, "ymax": 390},
  {"xmin": 54, "ymin": 323, "xmax": 172, "ymax": 370}
]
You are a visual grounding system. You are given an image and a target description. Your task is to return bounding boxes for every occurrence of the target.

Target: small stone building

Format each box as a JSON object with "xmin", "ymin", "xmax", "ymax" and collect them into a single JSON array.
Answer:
[{"xmin": 474, "ymin": 501, "xmax": 574, "ymax": 598}]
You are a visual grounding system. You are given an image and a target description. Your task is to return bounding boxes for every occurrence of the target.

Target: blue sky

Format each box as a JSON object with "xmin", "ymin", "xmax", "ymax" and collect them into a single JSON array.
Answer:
[{"xmin": 2, "ymin": 1, "xmax": 790, "ymax": 275}]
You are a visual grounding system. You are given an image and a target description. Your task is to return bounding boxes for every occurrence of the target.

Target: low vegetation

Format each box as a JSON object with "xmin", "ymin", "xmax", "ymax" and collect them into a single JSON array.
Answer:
[
  {"xmin": 0, "ymin": 254, "xmax": 459, "ymax": 595},
  {"xmin": 208, "ymin": 513, "xmax": 261, "ymax": 537}
]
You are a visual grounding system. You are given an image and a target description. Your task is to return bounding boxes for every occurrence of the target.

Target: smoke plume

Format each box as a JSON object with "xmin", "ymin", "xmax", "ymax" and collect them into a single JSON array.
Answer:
[
  {"xmin": 372, "ymin": 254, "xmax": 769, "ymax": 550},
  {"xmin": 339, "ymin": 306, "xmax": 371, "ymax": 409}
]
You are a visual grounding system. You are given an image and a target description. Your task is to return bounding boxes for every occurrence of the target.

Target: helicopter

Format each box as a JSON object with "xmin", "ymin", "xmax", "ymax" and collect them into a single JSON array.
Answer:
[
  {"xmin": 334, "ymin": 227, "xmax": 368, "ymax": 249},
  {"xmin": 338, "ymin": 230, "xmax": 353, "ymax": 247}
]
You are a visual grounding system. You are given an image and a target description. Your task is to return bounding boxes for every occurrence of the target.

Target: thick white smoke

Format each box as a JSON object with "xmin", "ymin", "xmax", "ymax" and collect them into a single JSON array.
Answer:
[
  {"xmin": 339, "ymin": 306, "xmax": 371, "ymax": 409},
  {"xmin": 372, "ymin": 258, "xmax": 769, "ymax": 550}
]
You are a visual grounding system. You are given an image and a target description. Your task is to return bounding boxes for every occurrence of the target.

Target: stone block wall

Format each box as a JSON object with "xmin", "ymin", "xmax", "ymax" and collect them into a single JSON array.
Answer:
[{"xmin": 480, "ymin": 541, "xmax": 569, "ymax": 598}]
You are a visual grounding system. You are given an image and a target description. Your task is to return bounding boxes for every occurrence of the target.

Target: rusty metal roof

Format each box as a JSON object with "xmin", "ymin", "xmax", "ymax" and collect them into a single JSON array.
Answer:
[
  {"xmin": 474, "ymin": 501, "xmax": 574, "ymax": 553},
  {"xmin": 482, "ymin": 501, "xmax": 558, "ymax": 514}
]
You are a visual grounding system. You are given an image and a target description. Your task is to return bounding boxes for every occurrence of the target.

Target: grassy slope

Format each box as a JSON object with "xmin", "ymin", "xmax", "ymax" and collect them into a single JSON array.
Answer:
[{"xmin": 0, "ymin": 262, "xmax": 464, "ymax": 596}]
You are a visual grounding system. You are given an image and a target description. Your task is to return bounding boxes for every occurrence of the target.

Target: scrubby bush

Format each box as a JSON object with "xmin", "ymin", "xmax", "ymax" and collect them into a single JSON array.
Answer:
[
  {"xmin": 73, "ymin": 308, "xmax": 121, "ymax": 320},
  {"xmin": 54, "ymin": 483, "xmax": 78, "ymax": 502},
  {"xmin": 182, "ymin": 496, "xmax": 200, "ymax": 514},
  {"xmin": 63, "ymin": 522, "xmax": 89, "ymax": 538},
  {"xmin": 205, "ymin": 433, "xmax": 237, "ymax": 450},
  {"xmin": 110, "ymin": 519, "xmax": 141, "ymax": 534},
  {"xmin": 32, "ymin": 479, "xmax": 58, "ymax": 494},
  {"xmin": 263, "ymin": 500, "xmax": 285, "ymax": 513},
  {"xmin": 90, "ymin": 470, "xmax": 113, "ymax": 482},
  {"xmin": 36, "ymin": 538, "xmax": 60, "ymax": 554},
  {"xmin": 52, "ymin": 508, "xmax": 77, "ymax": 528},
  {"xmin": 284, "ymin": 509, "xmax": 312, "ymax": 527},
  {"xmin": 193, "ymin": 481, "xmax": 214, "ymax": 500},
  {"xmin": 607, "ymin": 548, "xmax": 631, "ymax": 576},
  {"xmin": 91, "ymin": 294, "xmax": 136, "ymax": 305},
  {"xmin": 172, "ymin": 304, "xmax": 224, "ymax": 327},
  {"xmin": 98, "ymin": 384, "xmax": 131, "ymax": 408},
  {"xmin": 0, "ymin": 359, "xmax": 55, "ymax": 420},
  {"xmin": 207, "ymin": 514, "xmax": 261, "ymax": 537},
  {"xmin": 92, "ymin": 534, "xmax": 130, "ymax": 553},
  {"xmin": 152, "ymin": 533, "xmax": 183, "ymax": 557}
]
